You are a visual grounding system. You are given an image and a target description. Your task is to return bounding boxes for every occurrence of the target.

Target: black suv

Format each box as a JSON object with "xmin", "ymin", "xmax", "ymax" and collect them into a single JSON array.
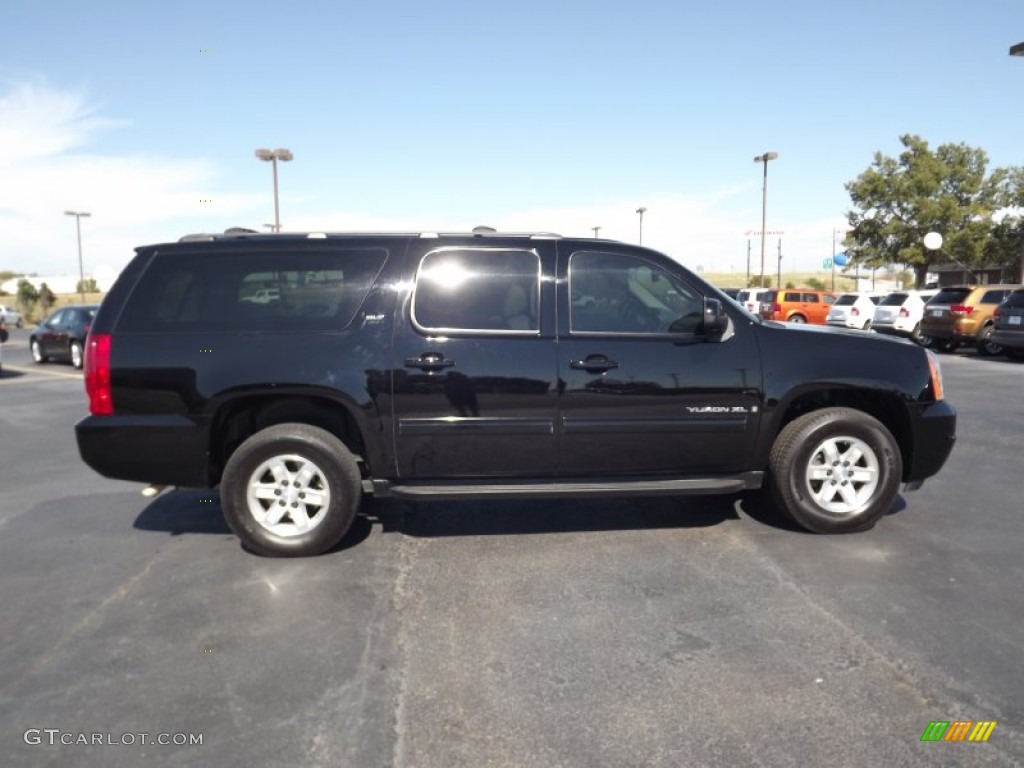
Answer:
[{"xmin": 76, "ymin": 231, "xmax": 956, "ymax": 556}]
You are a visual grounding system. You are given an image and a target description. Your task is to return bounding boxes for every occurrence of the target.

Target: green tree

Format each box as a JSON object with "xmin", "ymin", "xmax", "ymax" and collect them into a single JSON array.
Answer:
[
  {"xmin": 76, "ymin": 277, "xmax": 99, "ymax": 294},
  {"xmin": 984, "ymin": 167, "xmax": 1024, "ymax": 282},
  {"xmin": 806, "ymin": 277, "xmax": 826, "ymax": 291},
  {"xmin": 17, "ymin": 279, "xmax": 39, "ymax": 316},
  {"xmin": 747, "ymin": 275, "xmax": 772, "ymax": 288},
  {"xmin": 38, "ymin": 282, "xmax": 56, "ymax": 313},
  {"xmin": 845, "ymin": 135, "xmax": 1010, "ymax": 287}
]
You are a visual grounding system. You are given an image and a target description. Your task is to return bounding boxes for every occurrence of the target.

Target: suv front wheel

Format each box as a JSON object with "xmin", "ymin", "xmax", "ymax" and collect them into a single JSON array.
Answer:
[
  {"xmin": 220, "ymin": 423, "xmax": 361, "ymax": 557},
  {"xmin": 769, "ymin": 408, "xmax": 902, "ymax": 534}
]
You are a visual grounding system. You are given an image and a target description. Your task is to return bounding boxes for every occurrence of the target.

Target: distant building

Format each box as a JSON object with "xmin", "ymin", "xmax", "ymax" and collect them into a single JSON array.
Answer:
[{"xmin": 929, "ymin": 263, "xmax": 1017, "ymax": 287}]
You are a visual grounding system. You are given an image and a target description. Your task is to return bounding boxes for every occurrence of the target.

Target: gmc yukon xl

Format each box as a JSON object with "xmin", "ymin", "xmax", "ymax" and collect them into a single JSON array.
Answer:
[{"xmin": 75, "ymin": 231, "xmax": 956, "ymax": 556}]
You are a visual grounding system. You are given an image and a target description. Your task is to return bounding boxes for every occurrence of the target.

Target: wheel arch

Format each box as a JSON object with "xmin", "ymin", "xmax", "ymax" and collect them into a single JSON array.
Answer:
[
  {"xmin": 761, "ymin": 387, "xmax": 912, "ymax": 480},
  {"xmin": 208, "ymin": 393, "xmax": 378, "ymax": 486}
]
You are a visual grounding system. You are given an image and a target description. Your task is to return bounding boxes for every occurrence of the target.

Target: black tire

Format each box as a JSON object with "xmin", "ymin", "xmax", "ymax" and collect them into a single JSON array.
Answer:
[
  {"xmin": 975, "ymin": 325, "xmax": 1001, "ymax": 357},
  {"xmin": 788, "ymin": 314, "xmax": 807, "ymax": 324},
  {"xmin": 911, "ymin": 324, "xmax": 931, "ymax": 347},
  {"xmin": 932, "ymin": 338, "xmax": 958, "ymax": 353},
  {"xmin": 30, "ymin": 338, "xmax": 47, "ymax": 364},
  {"xmin": 220, "ymin": 423, "xmax": 362, "ymax": 557},
  {"xmin": 768, "ymin": 407, "xmax": 902, "ymax": 534},
  {"xmin": 70, "ymin": 340, "xmax": 84, "ymax": 370}
]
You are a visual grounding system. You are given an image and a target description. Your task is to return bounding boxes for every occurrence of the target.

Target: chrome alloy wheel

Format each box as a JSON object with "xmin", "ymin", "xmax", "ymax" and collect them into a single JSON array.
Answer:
[
  {"xmin": 803, "ymin": 435, "xmax": 880, "ymax": 515},
  {"xmin": 245, "ymin": 453, "xmax": 332, "ymax": 537}
]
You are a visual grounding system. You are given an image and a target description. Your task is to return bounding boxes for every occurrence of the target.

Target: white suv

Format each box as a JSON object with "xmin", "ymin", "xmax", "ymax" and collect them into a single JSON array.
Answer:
[
  {"xmin": 827, "ymin": 292, "xmax": 884, "ymax": 330},
  {"xmin": 872, "ymin": 290, "xmax": 937, "ymax": 344},
  {"xmin": 735, "ymin": 288, "xmax": 769, "ymax": 315}
]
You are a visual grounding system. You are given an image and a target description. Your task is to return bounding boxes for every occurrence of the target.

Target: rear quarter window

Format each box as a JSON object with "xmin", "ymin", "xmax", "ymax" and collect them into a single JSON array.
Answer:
[
  {"xmin": 980, "ymin": 289, "xmax": 1010, "ymax": 304},
  {"xmin": 117, "ymin": 247, "xmax": 388, "ymax": 332}
]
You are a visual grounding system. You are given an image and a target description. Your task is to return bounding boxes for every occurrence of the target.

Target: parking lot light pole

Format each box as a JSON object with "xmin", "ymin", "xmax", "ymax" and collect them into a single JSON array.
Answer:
[
  {"xmin": 636, "ymin": 207, "xmax": 647, "ymax": 245},
  {"xmin": 64, "ymin": 211, "xmax": 91, "ymax": 302},
  {"xmin": 592, "ymin": 226, "xmax": 601, "ymax": 238},
  {"xmin": 254, "ymin": 148, "xmax": 293, "ymax": 232},
  {"xmin": 754, "ymin": 152, "xmax": 778, "ymax": 288},
  {"xmin": 1011, "ymin": 44, "xmax": 1024, "ymax": 281}
]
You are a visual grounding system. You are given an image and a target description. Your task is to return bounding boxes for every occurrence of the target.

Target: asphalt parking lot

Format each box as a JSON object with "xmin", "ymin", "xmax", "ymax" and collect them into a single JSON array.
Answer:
[{"xmin": 1, "ymin": 328, "xmax": 1022, "ymax": 767}]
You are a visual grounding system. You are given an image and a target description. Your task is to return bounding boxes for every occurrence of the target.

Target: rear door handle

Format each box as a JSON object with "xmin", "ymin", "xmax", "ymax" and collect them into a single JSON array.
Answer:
[
  {"xmin": 405, "ymin": 352, "xmax": 456, "ymax": 371},
  {"xmin": 569, "ymin": 355, "xmax": 618, "ymax": 373}
]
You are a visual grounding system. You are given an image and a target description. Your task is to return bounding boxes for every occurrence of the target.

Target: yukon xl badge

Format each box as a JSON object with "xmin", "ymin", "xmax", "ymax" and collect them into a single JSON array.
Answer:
[{"xmin": 686, "ymin": 406, "xmax": 754, "ymax": 414}]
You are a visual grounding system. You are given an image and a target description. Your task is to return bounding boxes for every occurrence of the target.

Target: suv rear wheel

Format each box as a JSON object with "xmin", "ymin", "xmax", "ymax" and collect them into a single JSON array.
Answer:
[
  {"xmin": 769, "ymin": 408, "xmax": 901, "ymax": 534},
  {"xmin": 220, "ymin": 423, "xmax": 361, "ymax": 557},
  {"xmin": 975, "ymin": 325, "xmax": 1002, "ymax": 357}
]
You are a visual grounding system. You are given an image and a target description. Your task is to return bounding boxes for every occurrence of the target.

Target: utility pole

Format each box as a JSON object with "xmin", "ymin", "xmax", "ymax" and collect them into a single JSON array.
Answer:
[{"xmin": 777, "ymin": 238, "xmax": 783, "ymax": 289}]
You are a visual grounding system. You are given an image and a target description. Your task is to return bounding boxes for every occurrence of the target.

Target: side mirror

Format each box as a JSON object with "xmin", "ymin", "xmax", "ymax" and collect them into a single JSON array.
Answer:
[{"xmin": 702, "ymin": 298, "xmax": 727, "ymax": 336}]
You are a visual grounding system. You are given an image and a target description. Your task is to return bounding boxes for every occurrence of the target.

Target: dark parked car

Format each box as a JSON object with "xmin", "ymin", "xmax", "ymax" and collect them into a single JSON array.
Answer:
[
  {"xmin": 991, "ymin": 288, "xmax": 1024, "ymax": 359},
  {"xmin": 30, "ymin": 305, "xmax": 99, "ymax": 369},
  {"xmin": 75, "ymin": 231, "xmax": 956, "ymax": 557}
]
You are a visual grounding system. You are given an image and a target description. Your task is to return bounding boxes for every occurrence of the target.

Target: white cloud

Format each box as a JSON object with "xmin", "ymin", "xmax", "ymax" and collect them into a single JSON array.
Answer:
[{"xmin": 0, "ymin": 81, "xmax": 261, "ymax": 280}]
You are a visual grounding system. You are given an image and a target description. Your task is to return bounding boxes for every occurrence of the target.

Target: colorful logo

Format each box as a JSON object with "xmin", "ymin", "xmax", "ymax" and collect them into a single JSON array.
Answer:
[{"xmin": 921, "ymin": 721, "xmax": 997, "ymax": 742}]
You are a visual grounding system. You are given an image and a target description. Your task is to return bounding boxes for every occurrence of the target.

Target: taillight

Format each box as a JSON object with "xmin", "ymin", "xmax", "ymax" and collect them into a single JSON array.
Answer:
[
  {"xmin": 926, "ymin": 350, "xmax": 944, "ymax": 401},
  {"xmin": 993, "ymin": 308, "xmax": 1001, "ymax": 321},
  {"xmin": 84, "ymin": 333, "xmax": 113, "ymax": 416},
  {"xmin": 851, "ymin": 307, "xmax": 860, "ymax": 316},
  {"xmin": 773, "ymin": 303, "xmax": 782, "ymax": 313},
  {"xmin": 898, "ymin": 307, "xmax": 909, "ymax": 317},
  {"xmin": 950, "ymin": 304, "xmax": 973, "ymax": 316}
]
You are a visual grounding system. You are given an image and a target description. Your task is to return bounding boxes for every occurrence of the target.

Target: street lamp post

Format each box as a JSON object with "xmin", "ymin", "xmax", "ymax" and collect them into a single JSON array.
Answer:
[
  {"xmin": 64, "ymin": 211, "xmax": 91, "ymax": 302},
  {"xmin": 636, "ymin": 207, "xmax": 647, "ymax": 245},
  {"xmin": 592, "ymin": 226, "xmax": 601, "ymax": 238},
  {"xmin": 753, "ymin": 152, "xmax": 778, "ymax": 288},
  {"xmin": 1011, "ymin": 44, "xmax": 1024, "ymax": 280},
  {"xmin": 254, "ymin": 148, "xmax": 294, "ymax": 232}
]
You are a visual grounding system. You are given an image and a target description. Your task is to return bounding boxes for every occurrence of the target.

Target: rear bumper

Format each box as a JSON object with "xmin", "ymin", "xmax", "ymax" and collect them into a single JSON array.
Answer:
[
  {"xmin": 991, "ymin": 328, "xmax": 1024, "ymax": 350},
  {"xmin": 75, "ymin": 414, "xmax": 212, "ymax": 488},
  {"xmin": 904, "ymin": 400, "xmax": 956, "ymax": 483}
]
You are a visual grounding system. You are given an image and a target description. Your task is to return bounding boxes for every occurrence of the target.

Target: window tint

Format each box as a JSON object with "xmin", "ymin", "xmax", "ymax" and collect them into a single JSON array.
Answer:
[
  {"xmin": 980, "ymin": 289, "xmax": 1009, "ymax": 304},
  {"xmin": 412, "ymin": 248, "xmax": 540, "ymax": 333},
  {"xmin": 929, "ymin": 288, "xmax": 971, "ymax": 305},
  {"xmin": 834, "ymin": 295, "xmax": 857, "ymax": 306},
  {"xmin": 119, "ymin": 247, "xmax": 387, "ymax": 332},
  {"xmin": 568, "ymin": 250, "xmax": 703, "ymax": 334}
]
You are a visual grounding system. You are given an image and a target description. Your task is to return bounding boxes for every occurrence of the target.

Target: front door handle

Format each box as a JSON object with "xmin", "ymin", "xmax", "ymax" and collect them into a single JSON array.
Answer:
[
  {"xmin": 569, "ymin": 355, "xmax": 619, "ymax": 374},
  {"xmin": 405, "ymin": 352, "xmax": 456, "ymax": 371}
]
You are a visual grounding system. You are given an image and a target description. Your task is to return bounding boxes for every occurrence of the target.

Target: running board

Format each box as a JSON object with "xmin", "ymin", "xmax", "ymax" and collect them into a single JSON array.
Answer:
[{"xmin": 370, "ymin": 473, "xmax": 763, "ymax": 500}]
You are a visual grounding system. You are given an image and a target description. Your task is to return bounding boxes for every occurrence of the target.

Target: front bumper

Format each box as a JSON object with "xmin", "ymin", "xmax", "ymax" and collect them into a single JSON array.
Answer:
[{"xmin": 903, "ymin": 400, "xmax": 957, "ymax": 483}]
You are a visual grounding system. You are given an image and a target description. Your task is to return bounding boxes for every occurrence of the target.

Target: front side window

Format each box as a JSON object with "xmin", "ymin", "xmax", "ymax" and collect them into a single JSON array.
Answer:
[
  {"xmin": 803, "ymin": 293, "xmax": 820, "ymax": 303},
  {"xmin": 568, "ymin": 250, "xmax": 703, "ymax": 334},
  {"xmin": 412, "ymin": 248, "xmax": 540, "ymax": 333}
]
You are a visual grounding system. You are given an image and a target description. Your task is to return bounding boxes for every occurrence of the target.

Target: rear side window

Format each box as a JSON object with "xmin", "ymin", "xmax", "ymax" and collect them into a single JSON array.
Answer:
[
  {"xmin": 802, "ymin": 293, "xmax": 820, "ymax": 303},
  {"xmin": 929, "ymin": 288, "xmax": 971, "ymax": 305},
  {"xmin": 783, "ymin": 292, "xmax": 800, "ymax": 302},
  {"xmin": 980, "ymin": 289, "xmax": 1010, "ymax": 304},
  {"xmin": 118, "ymin": 247, "xmax": 387, "ymax": 332},
  {"xmin": 412, "ymin": 248, "xmax": 540, "ymax": 333}
]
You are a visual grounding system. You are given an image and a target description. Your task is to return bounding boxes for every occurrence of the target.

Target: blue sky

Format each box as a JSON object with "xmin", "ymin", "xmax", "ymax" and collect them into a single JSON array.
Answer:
[{"xmin": 2, "ymin": 0, "xmax": 1022, "ymax": 283}]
